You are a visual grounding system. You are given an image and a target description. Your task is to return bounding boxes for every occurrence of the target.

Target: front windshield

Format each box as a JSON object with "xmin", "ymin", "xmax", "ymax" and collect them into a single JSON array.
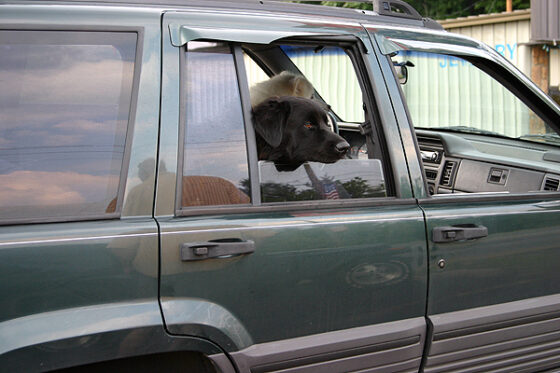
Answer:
[{"xmin": 392, "ymin": 51, "xmax": 560, "ymax": 145}]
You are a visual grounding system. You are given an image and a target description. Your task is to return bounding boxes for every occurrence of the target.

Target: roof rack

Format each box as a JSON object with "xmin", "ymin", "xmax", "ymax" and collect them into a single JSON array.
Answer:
[
  {"xmin": 372, "ymin": 0, "xmax": 421, "ymax": 20},
  {"xmin": 374, "ymin": 0, "xmax": 444, "ymax": 29},
  {"xmin": 281, "ymin": 0, "xmax": 420, "ymax": 20},
  {"xmin": 281, "ymin": 0, "xmax": 443, "ymax": 30}
]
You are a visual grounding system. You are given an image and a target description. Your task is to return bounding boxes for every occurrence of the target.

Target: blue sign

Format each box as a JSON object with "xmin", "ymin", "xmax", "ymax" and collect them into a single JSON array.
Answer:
[{"xmin": 495, "ymin": 43, "xmax": 517, "ymax": 59}]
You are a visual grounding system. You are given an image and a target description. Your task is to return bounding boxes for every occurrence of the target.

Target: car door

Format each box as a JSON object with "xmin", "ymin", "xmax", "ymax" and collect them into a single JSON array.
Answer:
[
  {"xmin": 0, "ymin": 8, "xmax": 163, "ymax": 371},
  {"xmin": 157, "ymin": 10, "xmax": 428, "ymax": 373},
  {"xmin": 371, "ymin": 27, "xmax": 560, "ymax": 372}
]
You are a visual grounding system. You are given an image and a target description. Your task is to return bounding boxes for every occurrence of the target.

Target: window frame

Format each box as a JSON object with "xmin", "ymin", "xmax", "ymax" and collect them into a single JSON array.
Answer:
[
  {"xmin": 176, "ymin": 37, "xmax": 403, "ymax": 217},
  {"xmin": 0, "ymin": 27, "xmax": 142, "ymax": 226}
]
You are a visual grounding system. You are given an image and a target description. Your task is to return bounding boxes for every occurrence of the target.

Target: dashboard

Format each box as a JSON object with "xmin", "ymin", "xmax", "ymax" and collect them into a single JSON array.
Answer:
[{"xmin": 416, "ymin": 129, "xmax": 560, "ymax": 195}]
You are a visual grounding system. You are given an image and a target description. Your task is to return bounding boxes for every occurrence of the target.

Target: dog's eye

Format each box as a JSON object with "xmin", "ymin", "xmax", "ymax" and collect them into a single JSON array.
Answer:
[{"xmin": 303, "ymin": 121, "xmax": 314, "ymax": 129}]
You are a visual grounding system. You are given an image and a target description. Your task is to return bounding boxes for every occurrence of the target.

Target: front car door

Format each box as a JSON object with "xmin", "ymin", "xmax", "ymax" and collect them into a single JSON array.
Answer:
[
  {"xmin": 157, "ymin": 9, "xmax": 428, "ymax": 373},
  {"xmin": 370, "ymin": 26, "xmax": 560, "ymax": 372}
]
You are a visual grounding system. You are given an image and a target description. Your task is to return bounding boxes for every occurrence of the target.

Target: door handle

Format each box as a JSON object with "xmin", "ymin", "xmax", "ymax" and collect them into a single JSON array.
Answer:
[
  {"xmin": 432, "ymin": 224, "xmax": 488, "ymax": 243},
  {"xmin": 181, "ymin": 240, "xmax": 255, "ymax": 261}
]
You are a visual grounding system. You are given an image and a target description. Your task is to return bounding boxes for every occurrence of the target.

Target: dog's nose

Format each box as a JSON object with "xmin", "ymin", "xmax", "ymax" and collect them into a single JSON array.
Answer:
[{"xmin": 335, "ymin": 140, "xmax": 350, "ymax": 154}]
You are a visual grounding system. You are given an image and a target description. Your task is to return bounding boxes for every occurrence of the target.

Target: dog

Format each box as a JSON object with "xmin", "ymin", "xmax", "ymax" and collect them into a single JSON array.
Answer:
[
  {"xmin": 250, "ymin": 71, "xmax": 314, "ymax": 107},
  {"xmin": 252, "ymin": 96, "xmax": 350, "ymax": 171}
]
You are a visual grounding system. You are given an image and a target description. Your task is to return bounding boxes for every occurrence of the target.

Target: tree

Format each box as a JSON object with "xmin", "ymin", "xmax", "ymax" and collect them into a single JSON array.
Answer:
[{"xmin": 341, "ymin": 177, "xmax": 386, "ymax": 198}]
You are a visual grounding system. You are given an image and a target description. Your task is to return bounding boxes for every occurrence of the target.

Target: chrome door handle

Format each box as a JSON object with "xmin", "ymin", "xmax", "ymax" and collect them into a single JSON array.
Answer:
[
  {"xmin": 432, "ymin": 224, "xmax": 488, "ymax": 243},
  {"xmin": 181, "ymin": 240, "xmax": 255, "ymax": 261}
]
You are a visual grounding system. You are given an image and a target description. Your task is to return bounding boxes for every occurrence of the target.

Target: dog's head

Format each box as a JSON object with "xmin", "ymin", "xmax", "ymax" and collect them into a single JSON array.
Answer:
[{"xmin": 253, "ymin": 96, "xmax": 350, "ymax": 171}]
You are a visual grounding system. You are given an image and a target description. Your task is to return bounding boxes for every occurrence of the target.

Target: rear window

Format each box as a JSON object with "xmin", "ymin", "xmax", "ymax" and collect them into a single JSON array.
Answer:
[{"xmin": 0, "ymin": 31, "xmax": 137, "ymax": 223}]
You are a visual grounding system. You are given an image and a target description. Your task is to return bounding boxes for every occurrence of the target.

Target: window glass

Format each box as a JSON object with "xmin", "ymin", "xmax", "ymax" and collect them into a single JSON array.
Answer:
[
  {"xmin": 282, "ymin": 45, "xmax": 364, "ymax": 123},
  {"xmin": 393, "ymin": 51, "xmax": 556, "ymax": 141},
  {"xmin": 182, "ymin": 42, "xmax": 250, "ymax": 207},
  {"xmin": 259, "ymin": 160, "xmax": 386, "ymax": 202},
  {"xmin": 0, "ymin": 31, "xmax": 136, "ymax": 222}
]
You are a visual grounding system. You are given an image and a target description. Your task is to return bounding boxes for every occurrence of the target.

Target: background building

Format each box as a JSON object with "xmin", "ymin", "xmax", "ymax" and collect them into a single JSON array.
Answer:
[{"xmin": 440, "ymin": 0, "xmax": 560, "ymax": 103}]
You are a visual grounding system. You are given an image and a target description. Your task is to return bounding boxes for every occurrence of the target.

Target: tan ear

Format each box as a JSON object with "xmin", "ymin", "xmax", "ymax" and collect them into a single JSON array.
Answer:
[
  {"xmin": 292, "ymin": 77, "xmax": 304, "ymax": 96},
  {"xmin": 293, "ymin": 76, "xmax": 313, "ymax": 98}
]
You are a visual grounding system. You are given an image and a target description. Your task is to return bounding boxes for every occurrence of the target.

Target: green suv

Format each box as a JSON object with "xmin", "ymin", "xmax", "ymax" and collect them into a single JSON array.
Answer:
[{"xmin": 1, "ymin": 0, "xmax": 560, "ymax": 372}]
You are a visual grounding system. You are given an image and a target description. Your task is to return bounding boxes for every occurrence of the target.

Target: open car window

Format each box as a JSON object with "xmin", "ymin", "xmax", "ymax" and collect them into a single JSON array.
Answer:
[{"xmin": 178, "ymin": 39, "xmax": 393, "ymax": 212}]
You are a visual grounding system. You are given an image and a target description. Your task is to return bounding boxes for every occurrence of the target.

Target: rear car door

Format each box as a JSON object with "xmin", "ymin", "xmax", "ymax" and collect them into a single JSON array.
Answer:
[
  {"xmin": 371, "ymin": 27, "xmax": 560, "ymax": 372},
  {"xmin": 0, "ymin": 6, "xmax": 164, "ymax": 371},
  {"xmin": 157, "ymin": 10, "xmax": 428, "ymax": 373}
]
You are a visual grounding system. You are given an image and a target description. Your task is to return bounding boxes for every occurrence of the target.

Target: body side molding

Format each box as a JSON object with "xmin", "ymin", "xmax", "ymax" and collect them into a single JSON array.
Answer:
[
  {"xmin": 227, "ymin": 317, "xmax": 426, "ymax": 373},
  {"xmin": 425, "ymin": 294, "xmax": 560, "ymax": 373}
]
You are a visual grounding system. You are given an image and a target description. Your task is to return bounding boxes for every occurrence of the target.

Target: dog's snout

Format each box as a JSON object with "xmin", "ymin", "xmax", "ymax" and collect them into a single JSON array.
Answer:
[{"xmin": 335, "ymin": 140, "xmax": 350, "ymax": 154}]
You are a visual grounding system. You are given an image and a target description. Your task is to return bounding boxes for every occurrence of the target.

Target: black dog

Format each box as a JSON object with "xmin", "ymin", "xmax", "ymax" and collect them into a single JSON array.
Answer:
[{"xmin": 252, "ymin": 96, "xmax": 350, "ymax": 171}]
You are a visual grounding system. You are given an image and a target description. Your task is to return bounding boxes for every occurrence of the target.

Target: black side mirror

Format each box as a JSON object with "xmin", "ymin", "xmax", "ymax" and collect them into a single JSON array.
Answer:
[{"xmin": 393, "ymin": 61, "xmax": 414, "ymax": 84}]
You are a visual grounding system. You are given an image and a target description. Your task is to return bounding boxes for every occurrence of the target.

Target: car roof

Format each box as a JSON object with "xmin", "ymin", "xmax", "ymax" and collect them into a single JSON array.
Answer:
[{"xmin": 1, "ymin": 0, "xmax": 444, "ymax": 31}]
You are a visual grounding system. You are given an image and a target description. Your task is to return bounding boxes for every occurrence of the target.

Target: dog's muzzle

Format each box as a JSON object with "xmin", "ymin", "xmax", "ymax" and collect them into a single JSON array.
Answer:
[{"xmin": 335, "ymin": 140, "xmax": 350, "ymax": 156}]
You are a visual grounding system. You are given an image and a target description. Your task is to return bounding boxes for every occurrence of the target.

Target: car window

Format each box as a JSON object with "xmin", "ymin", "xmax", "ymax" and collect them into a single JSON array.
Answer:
[
  {"xmin": 181, "ymin": 41, "xmax": 251, "ymax": 207},
  {"xmin": 392, "ymin": 50, "xmax": 560, "ymax": 195},
  {"xmin": 0, "ymin": 31, "xmax": 137, "ymax": 223},
  {"xmin": 179, "ymin": 40, "xmax": 389, "ymax": 211},
  {"xmin": 393, "ymin": 51, "xmax": 554, "ymax": 140}
]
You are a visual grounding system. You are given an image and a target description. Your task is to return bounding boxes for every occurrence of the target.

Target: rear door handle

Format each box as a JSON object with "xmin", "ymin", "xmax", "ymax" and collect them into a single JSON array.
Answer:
[
  {"xmin": 181, "ymin": 240, "xmax": 255, "ymax": 261},
  {"xmin": 432, "ymin": 224, "xmax": 488, "ymax": 243}
]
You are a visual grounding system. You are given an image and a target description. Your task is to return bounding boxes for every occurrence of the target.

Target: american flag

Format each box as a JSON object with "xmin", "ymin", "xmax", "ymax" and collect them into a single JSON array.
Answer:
[{"xmin": 323, "ymin": 182, "xmax": 339, "ymax": 200}]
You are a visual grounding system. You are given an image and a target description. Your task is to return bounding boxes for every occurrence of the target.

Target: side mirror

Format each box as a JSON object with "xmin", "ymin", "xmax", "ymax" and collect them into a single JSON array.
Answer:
[{"xmin": 393, "ymin": 61, "xmax": 414, "ymax": 84}]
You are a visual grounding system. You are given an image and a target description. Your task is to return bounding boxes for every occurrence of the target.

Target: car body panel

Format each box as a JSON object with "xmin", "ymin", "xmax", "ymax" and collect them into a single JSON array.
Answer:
[
  {"xmin": 158, "ymin": 207, "xmax": 427, "ymax": 348},
  {"xmin": 421, "ymin": 197, "xmax": 560, "ymax": 314},
  {"xmin": 1, "ymin": 303, "xmax": 226, "ymax": 371},
  {"xmin": 0, "ymin": 219, "xmax": 161, "ymax": 371}
]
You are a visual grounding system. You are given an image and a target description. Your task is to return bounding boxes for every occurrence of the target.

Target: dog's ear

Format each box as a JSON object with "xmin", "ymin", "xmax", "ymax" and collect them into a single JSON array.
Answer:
[
  {"xmin": 252, "ymin": 98, "xmax": 291, "ymax": 148},
  {"xmin": 293, "ymin": 76, "xmax": 314, "ymax": 99}
]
